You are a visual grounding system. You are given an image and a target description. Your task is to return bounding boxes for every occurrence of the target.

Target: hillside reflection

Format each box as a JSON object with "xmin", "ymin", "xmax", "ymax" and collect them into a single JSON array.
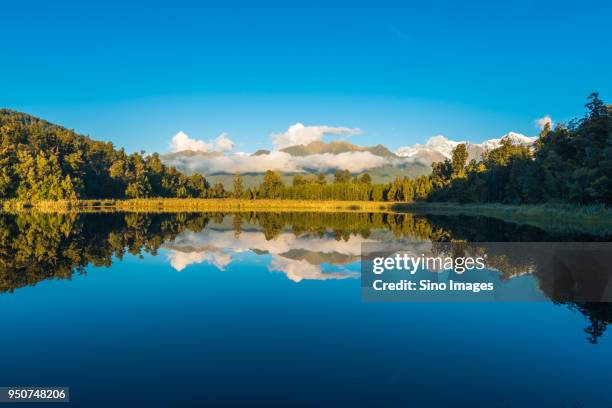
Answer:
[{"xmin": 0, "ymin": 211, "xmax": 610, "ymax": 342}]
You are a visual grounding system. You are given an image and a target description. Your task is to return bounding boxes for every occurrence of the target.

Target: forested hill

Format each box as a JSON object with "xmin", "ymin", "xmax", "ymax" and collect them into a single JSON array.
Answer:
[
  {"xmin": 2, "ymin": 94, "xmax": 610, "ymax": 205},
  {"xmin": 428, "ymin": 93, "xmax": 612, "ymax": 205},
  {"xmin": 0, "ymin": 109, "xmax": 211, "ymax": 200}
]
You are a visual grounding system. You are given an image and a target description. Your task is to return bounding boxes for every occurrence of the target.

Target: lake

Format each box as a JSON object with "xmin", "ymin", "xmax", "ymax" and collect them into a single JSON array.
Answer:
[{"xmin": 1, "ymin": 211, "xmax": 611, "ymax": 407}]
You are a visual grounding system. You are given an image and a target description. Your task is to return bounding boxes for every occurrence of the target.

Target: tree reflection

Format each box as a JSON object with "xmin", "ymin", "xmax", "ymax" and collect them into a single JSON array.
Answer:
[
  {"xmin": 0, "ymin": 211, "xmax": 436, "ymax": 293},
  {"xmin": 0, "ymin": 210, "xmax": 610, "ymax": 343}
]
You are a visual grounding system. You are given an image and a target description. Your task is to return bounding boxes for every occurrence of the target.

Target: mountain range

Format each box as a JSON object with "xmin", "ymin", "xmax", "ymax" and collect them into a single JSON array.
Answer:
[
  {"xmin": 395, "ymin": 132, "xmax": 537, "ymax": 163},
  {"xmin": 161, "ymin": 132, "xmax": 537, "ymax": 187},
  {"xmin": 255, "ymin": 140, "xmax": 396, "ymax": 157}
]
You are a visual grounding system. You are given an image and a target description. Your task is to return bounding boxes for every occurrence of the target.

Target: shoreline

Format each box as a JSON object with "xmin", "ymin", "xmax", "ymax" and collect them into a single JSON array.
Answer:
[
  {"xmin": 2, "ymin": 199, "xmax": 610, "ymax": 234},
  {"xmin": 406, "ymin": 202, "xmax": 612, "ymax": 234},
  {"xmin": 1, "ymin": 199, "xmax": 400, "ymax": 213}
]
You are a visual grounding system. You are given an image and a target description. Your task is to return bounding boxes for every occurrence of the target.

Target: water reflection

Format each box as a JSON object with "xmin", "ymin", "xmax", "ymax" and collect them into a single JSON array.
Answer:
[
  {"xmin": 164, "ymin": 228, "xmax": 366, "ymax": 281},
  {"xmin": 0, "ymin": 211, "xmax": 611, "ymax": 342}
]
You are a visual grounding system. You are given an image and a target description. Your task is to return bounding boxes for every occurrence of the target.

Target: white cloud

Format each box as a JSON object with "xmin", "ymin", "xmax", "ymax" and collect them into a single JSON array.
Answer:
[
  {"xmin": 165, "ymin": 123, "xmax": 377, "ymax": 173},
  {"xmin": 189, "ymin": 151, "xmax": 297, "ymax": 173},
  {"xmin": 170, "ymin": 131, "xmax": 213, "ymax": 152},
  {"xmin": 535, "ymin": 116, "xmax": 553, "ymax": 130},
  {"xmin": 214, "ymin": 133, "xmax": 234, "ymax": 152},
  {"xmin": 166, "ymin": 229, "xmax": 375, "ymax": 257},
  {"xmin": 269, "ymin": 256, "xmax": 357, "ymax": 283},
  {"xmin": 162, "ymin": 228, "xmax": 366, "ymax": 281},
  {"xmin": 165, "ymin": 150, "xmax": 390, "ymax": 174},
  {"xmin": 169, "ymin": 131, "xmax": 235, "ymax": 153},
  {"xmin": 272, "ymin": 123, "xmax": 362, "ymax": 149},
  {"xmin": 166, "ymin": 249, "xmax": 232, "ymax": 271}
]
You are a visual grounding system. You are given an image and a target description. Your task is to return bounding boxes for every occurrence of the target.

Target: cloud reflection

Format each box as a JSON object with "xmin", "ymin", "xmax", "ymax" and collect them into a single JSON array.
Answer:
[{"xmin": 162, "ymin": 228, "xmax": 372, "ymax": 281}]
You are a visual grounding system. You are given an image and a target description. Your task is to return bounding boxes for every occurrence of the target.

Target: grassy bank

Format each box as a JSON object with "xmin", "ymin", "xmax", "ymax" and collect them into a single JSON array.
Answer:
[
  {"xmin": 2, "ymin": 198, "xmax": 610, "ymax": 235},
  {"xmin": 1, "ymin": 198, "xmax": 397, "ymax": 213},
  {"xmin": 407, "ymin": 202, "xmax": 612, "ymax": 235}
]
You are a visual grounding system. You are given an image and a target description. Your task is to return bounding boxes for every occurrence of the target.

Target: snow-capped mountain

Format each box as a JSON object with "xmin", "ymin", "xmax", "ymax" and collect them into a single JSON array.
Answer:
[
  {"xmin": 478, "ymin": 132, "xmax": 537, "ymax": 151},
  {"xmin": 395, "ymin": 132, "xmax": 537, "ymax": 163},
  {"xmin": 395, "ymin": 135, "xmax": 461, "ymax": 163}
]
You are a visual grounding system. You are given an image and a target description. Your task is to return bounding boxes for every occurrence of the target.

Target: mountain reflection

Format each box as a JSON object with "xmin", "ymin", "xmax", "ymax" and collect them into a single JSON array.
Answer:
[
  {"xmin": 0, "ymin": 210, "xmax": 611, "ymax": 342},
  {"xmin": 163, "ymin": 229, "xmax": 367, "ymax": 281},
  {"xmin": 0, "ymin": 211, "xmax": 434, "ymax": 293}
]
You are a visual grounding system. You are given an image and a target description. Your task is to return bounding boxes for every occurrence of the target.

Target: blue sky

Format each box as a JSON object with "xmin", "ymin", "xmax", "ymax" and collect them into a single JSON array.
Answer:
[{"xmin": 1, "ymin": 0, "xmax": 611, "ymax": 153}]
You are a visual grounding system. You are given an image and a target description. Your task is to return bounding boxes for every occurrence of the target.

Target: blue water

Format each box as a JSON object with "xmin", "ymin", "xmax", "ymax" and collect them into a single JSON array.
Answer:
[{"xmin": 1, "ymin": 213, "xmax": 611, "ymax": 407}]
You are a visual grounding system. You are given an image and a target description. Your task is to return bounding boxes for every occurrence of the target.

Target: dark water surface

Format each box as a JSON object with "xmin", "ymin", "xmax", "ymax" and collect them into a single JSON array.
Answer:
[{"xmin": 1, "ymin": 211, "xmax": 611, "ymax": 407}]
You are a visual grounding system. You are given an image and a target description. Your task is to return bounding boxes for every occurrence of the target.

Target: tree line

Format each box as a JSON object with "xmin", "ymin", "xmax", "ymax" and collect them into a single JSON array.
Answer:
[
  {"xmin": 2, "ymin": 93, "xmax": 610, "ymax": 205},
  {"xmin": 428, "ymin": 93, "xmax": 612, "ymax": 205},
  {"xmin": 229, "ymin": 169, "xmax": 433, "ymax": 202},
  {"xmin": 1, "ymin": 208, "xmax": 598, "ymax": 294},
  {"xmin": 0, "ymin": 108, "xmax": 429, "ymax": 202},
  {"xmin": 0, "ymin": 109, "xmax": 223, "ymax": 200},
  {"xmin": 227, "ymin": 94, "xmax": 611, "ymax": 206},
  {"xmin": 0, "ymin": 211, "xmax": 439, "ymax": 293}
]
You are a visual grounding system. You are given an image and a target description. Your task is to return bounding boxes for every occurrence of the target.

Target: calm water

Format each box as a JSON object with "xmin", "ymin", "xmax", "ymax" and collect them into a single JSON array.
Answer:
[{"xmin": 1, "ymin": 211, "xmax": 611, "ymax": 407}]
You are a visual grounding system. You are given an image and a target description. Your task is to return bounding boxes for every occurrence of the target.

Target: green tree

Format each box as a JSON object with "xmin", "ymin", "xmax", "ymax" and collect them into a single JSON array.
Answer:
[
  {"xmin": 317, "ymin": 172, "xmax": 327, "ymax": 185},
  {"xmin": 15, "ymin": 152, "xmax": 77, "ymax": 200},
  {"xmin": 451, "ymin": 144, "xmax": 468, "ymax": 178},
  {"xmin": 186, "ymin": 174, "xmax": 208, "ymax": 197},
  {"xmin": 292, "ymin": 174, "xmax": 306, "ymax": 186},
  {"xmin": 233, "ymin": 173, "xmax": 244, "ymax": 198},
  {"xmin": 334, "ymin": 169, "xmax": 351, "ymax": 183},
  {"xmin": 426, "ymin": 93, "xmax": 611, "ymax": 205},
  {"xmin": 586, "ymin": 92, "xmax": 606, "ymax": 118},
  {"xmin": 210, "ymin": 183, "xmax": 226, "ymax": 198},
  {"xmin": 0, "ymin": 109, "xmax": 216, "ymax": 200},
  {"xmin": 260, "ymin": 170, "xmax": 284, "ymax": 199},
  {"xmin": 125, "ymin": 177, "xmax": 152, "ymax": 198},
  {"xmin": 0, "ymin": 147, "xmax": 15, "ymax": 197},
  {"xmin": 359, "ymin": 173, "xmax": 372, "ymax": 184}
]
